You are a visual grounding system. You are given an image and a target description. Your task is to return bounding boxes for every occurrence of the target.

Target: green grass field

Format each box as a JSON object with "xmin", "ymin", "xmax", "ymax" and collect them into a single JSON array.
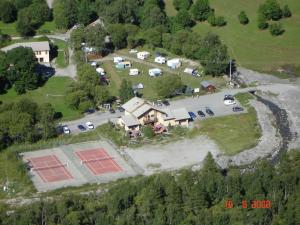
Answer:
[
  {"xmin": 51, "ymin": 38, "xmax": 69, "ymax": 68},
  {"xmin": 102, "ymin": 60, "xmax": 224, "ymax": 101},
  {"xmin": 37, "ymin": 21, "xmax": 56, "ymax": 34},
  {"xmin": 192, "ymin": 0, "xmax": 300, "ymax": 73},
  {"xmin": 189, "ymin": 92, "xmax": 260, "ymax": 155},
  {"xmin": 0, "ymin": 21, "xmax": 18, "ymax": 36},
  {"xmin": 0, "ymin": 77, "xmax": 81, "ymax": 121}
]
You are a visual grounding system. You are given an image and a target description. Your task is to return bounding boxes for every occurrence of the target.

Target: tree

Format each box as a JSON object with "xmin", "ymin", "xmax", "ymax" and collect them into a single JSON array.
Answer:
[
  {"xmin": 269, "ymin": 23, "xmax": 284, "ymax": 36},
  {"xmin": 282, "ymin": 5, "xmax": 292, "ymax": 18},
  {"xmin": 141, "ymin": 125, "xmax": 155, "ymax": 139},
  {"xmin": 77, "ymin": 64, "xmax": 99, "ymax": 90},
  {"xmin": 140, "ymin": 4, "xmax": 168, "ymax": 30},
  {"xmin": 93, "ymin": 86, "xmax": 110, "ymax": 105},
  {"xmin": 13, "ymin": 0, "xmax": 32, "ymax": 10},
  {"xmin": 37, "ymin": 103, "xmax": 56, "ymax": 139},
  {"xmin": 108, "ymin": 24, "xmax": 128, "ymax": 49},
  {"xmin": 16, "ymin": 8, "xmax": 35, "ymax": 36},
  {"xmin": 70, "ymin": 26, "xmax": 85, "ymax": 50},
  {"xmin": 53, "ymin": 0, "xmax": 77, "ymax": 29},
  {"xmin": 119, "ymin": 79, "xmax": 134, "ymax": 103},
  {"xmin": 172, "ymin": 10, "xmax": 194, "ymax": 31},
  {"xmin": 173, "ymin": 0, "xmax": 193, "ymax": 11},
  {"xmin": 238, "ymin": 11, "xmax": 249, "ymax": 25},
  {"xmin": 77, "ymin": 0, "xmax": 94, "ymax": 25},
  {"xmin": 259, "ymin": 0, "xmax": 282, "ymax": 21},
  {"xmin": 0, "ymin": 51, "xmax": 9, "ymax": 93},
  {"xmin": 156, "ymin": 74, "xmax": 183, "ymax": 98},
  {"xmin": 191, "ymin": 0, "xmax": 211, "ymax": 21},
  {"xmin": 0, "ymin": 1, "xmax": 17, "ymax": 23},
  {"xmin": 85, "ymin": 24, "xmax": 106, "ymax": 49},
  {"xmin": 142, "ymin": 28, "xmax": 162, "ymax": 48},
  {"xmin": 257, "ymin": 14, "xmax": 268, "ymax": 30}
]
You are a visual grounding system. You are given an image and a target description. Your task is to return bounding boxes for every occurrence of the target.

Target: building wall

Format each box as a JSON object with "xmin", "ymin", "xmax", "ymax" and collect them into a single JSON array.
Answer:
[{"xmin": 35, "ymin": 50, "xmax": 50, "ymax": 63}]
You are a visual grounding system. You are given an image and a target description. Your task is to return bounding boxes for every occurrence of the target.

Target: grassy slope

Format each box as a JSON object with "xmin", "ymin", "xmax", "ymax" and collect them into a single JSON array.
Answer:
[
  {"xmin": 193, "ymin": 0, "xmax": 300, "ymax": 72},
  {"xmin": 0, "ymin": 21, "xmax": 18, "ymax": 36},
  {"xmin": 52, "ymin": 38, "xmax": 69, "ymax": 68},
  {"xmin": 0, "ymin": 77, "xmax": 81, "ymax": 121}
]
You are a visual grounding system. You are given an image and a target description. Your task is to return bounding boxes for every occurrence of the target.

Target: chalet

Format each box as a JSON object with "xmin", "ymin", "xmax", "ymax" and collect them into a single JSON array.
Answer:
[
  {"xmin": 201, "ymin": 81, "xmax": 216, "ymax": 92},
  {"xmin": 117, "ymin": 97, "xmax": 190, "ymax": 131}
]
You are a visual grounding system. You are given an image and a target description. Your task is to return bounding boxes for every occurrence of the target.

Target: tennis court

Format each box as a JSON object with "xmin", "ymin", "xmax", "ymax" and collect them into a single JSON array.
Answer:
[
  {"xmin": 27, "ymin": 155, "xmax": 73, "ymax": 182},
  {"xmin": 76, "ymin": 148, "xmax": 123, "ymax": 175}
]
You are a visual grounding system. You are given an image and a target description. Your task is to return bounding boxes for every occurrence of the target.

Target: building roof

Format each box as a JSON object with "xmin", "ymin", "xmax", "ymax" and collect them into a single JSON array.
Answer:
[
  {"xmin": 1, "ymin": 41, "xmax": 50, "ymax": 52},
  {"xmin": 122, "ymin": 97, "xmax": 145, "ymax": 113},
  {"xmin": 132, "ymin": 104, "xmax": 152, "ymax": 117},
  {"xmin": 201, "ymin": 81, "xmax": 215, "ymax": 88},
  {"xmin": 121, "ymin": 115, "xmax": 141, "ymax": 127},
  {"xmin": 161, "ymin": 108, "xmax": 175, "ymax": 120},
  {"xmin": 171, "ymin": 108, "xmax": 190, "ymax": 121}
]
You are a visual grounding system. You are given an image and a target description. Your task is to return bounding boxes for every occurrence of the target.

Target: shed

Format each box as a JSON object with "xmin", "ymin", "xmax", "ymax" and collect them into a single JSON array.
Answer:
[
  {"xmin": 154, "ymin": 56, "xmax": 166, "ymax": 64},
  {"xmin": 149, "ymin": 68, "xmax": 162, "ymax": 77},
  {"xmin": 167, "ymin": 58, "xmax": 181, "ymax": 69},
  {"xmin": 113, "ymin": 57, "xmax": 124, "ymax": 63},
  {"xmin": 137, "ymin": 51, "xmax": 150, "ymax": 60},
  {"xmin": 129, "ymin": 68, "xmax": 139, "ymax": 76},
  {"xmin": 200, "ymin": 81, "xmax": 216, "ymax": 92}
]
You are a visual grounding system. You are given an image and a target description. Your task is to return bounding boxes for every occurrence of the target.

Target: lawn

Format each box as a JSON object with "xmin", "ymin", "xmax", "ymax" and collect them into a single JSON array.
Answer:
[
  {"xmin": 51, "ymin": 38, "xmax": 69, "ymax": 68},
  {"xmin": 0, "ymin": 21, "xmax": 18, "ymax": 36},
  {"xmin": 102, "ymin": 60, "xmax": 224, "ymax": 101},
  {"xmin": 189, "ymin": 92, "xmax": 261, "ymax": 155},
  {"xmin": 0, "ymin": 77, "xmax": 81, "ymax": 121},
  {"xmin": 37, "ymin": 21, "xmax": 57, "ymax": 34},
  {"xmin": 192, "ymin": 0, "xmax": 300, "ymax": 74}
]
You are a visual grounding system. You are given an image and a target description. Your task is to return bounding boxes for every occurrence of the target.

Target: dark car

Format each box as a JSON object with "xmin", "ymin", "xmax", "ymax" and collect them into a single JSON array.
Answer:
[
  {"xmin": 77, "ymin": 124, "xmax": 86, "ymax": 131},
  {"xmin": 109, "ymin": 108, "xmax": 116, "ymax": 113},
  {"xmin": 232, "ymin": 106, "xmax": 244, "ymax": 112},
  {"xmin": 205, "ymin": 107, "xmax": 214, "ymax": 116},
  {"xmin": 162, "ymin": 99, "xmax": 170, "ymax": 106},
  {"xmin": 224, "ymin": 94, "xmax": 234, "ymax": 100},
  {"xmin": 188, "ymin": 112, "xmax": 197, "ymax": 120},
  {"xmin": 197, "ymin": 110, "xmax": 206, "ymax": 117},
  {"xmin": 117, "ymin": 106, "xmax": 125, "ymax": 112}
]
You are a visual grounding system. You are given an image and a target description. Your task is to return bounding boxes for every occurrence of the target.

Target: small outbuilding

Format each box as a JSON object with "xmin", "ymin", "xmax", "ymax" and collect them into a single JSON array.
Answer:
[
  {"xmin": 149, "ymin": 68, "xmax": 162, "ymax": 77},
  {"xmin": 154, "ymin": 56, "xmax": 166, "ymax": 64},
  {"xmin": 137, "ymin": 51, "xmax": 150, "ymax": 60},
  {"xmin": 129, "ymin": 68, "xmax": 139, "ymax": 76},
  {"xmin": 200, "ymin": 81, "xmax": 216, "ymax": 92},
  {"xmin": 167, "ymin": 58, "xmax": 181, "ymax": 69}
]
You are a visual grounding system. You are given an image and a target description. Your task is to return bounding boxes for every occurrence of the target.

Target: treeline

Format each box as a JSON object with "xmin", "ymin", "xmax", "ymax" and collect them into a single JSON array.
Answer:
[
  {"xmin": 0, "ymin": 151, "xmax": 300, "ymax": 224},
  {"xmin": 0, "ymin": 98, "xmax": 57, "ymax": 150},
  {"xmin": 0, "ymin": 0, "xmax": 51, "ymax": 36}
]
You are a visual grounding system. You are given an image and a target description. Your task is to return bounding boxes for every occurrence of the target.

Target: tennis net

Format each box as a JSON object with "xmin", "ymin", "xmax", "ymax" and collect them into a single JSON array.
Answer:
[
  {"xmin": 31, "ymin": 163, "xmax": 68, "ymax": 171},
  {"xmin": 80, "ymin": 157, "xmax": 114, "ymax": 164}
]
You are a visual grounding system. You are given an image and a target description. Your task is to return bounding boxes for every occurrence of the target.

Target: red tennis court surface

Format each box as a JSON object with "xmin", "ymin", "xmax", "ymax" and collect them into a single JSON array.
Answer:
[
  {"xmin": 28, "ymin": 155, "xmax": 73, "ymax": 182},
  {"xmin": 76, "ymin": 148, "xmax": 123, "ymax": 175}
]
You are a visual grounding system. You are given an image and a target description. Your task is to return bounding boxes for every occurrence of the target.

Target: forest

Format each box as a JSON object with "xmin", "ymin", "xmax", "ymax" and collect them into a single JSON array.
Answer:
[{"xmin": 0, "ymin": 151, "xmax": 299, "ymax": 225}]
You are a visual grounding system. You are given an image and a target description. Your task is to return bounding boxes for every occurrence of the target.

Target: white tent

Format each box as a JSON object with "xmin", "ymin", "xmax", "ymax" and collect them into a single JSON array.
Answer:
[
  {"xmin": 167, "ymin": 58, "xmax": 181, "ymax": 69},
  {"xmin": 154, "ymin": 56, "xmax": 166, "ymax": 64},
  {"xmin": 137, "ymin": 51, "xmax": 150, "ymax": 60},
  {"xmin": 96, "ymin": 67, "xmax": 105, "ymax": 75},
  {"xmin": 132, "ymin": 83, "xmax": 144, "ymax": 89},
  {"xmin": 129, "ymin": 68, "xmax": 139, "ymax": 76},
  {"xmin": 149, "ymin": 68, "xmax": 162, "ymax": 77}
]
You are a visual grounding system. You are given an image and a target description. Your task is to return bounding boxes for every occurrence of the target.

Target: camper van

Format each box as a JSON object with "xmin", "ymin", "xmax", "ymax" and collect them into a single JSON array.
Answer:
[
  {"xmin": 113, "ymin": 57, "xmax": 124, "ymax": 63},
  {"xmin": 149, "ymin": 68, "xmax": 162, "ymax": 77},
  {"xmin": 154, "ymin": 56, "xmax": 166, "ymax": 64},
  {"xmin": 137, "ymin": 51, "xmax": 150, "ymax": 60},
  {"xmin": 129, "ymin": 69, "xmax": 139, "ymax": 76},
  {"xmin": 184, "ymin": 68, "xmax": 200, "ymax": 76}
]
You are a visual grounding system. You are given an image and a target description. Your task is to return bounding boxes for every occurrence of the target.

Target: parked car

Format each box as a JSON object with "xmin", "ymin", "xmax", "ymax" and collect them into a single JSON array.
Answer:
[
  {"xmin": 197, "ymin": 110, "xmax": 206, "ymax": 117},
  {"xmin": 77, "ymin": 124, "xmax": 86, "ymax": 131},
  {"xmin": 205, "ymin": 107, "xmax": 214, "ymax": 116},
  {"xmin": 63, "ymin": 126, "xmax": 70, "ymax": 134},
  {"xmin": 117, "ymin": 106, "xmax": 125, "ymax": 112},
  {"xmin": 232, "ymin": 106, "xmax": 244, "ymax": 112},
  {"xmin": 162, "ymin": 99, "xmax": 170, "ymax": 106},
  {"xmin": 224, "ymin": 94, "xmax": 234, "ymax": 100},
  {"xmin": 85, "ymin": 122, "xmax": 94, "ymax": 129},
  {"xmin": 224, "ymin": 99, "xmax": 236, "ymax": 105},
  {"xmin": 109, "ymin": 108, "xmax": 116, "ymax": 113},
  {"xmin": 188, "ymin": 111, "xmax": 197, "ymax": 120}
]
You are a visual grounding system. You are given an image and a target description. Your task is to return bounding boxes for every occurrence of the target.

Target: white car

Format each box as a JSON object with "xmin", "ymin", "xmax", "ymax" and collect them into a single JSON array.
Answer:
[
  {"xmin": 63, "ymin": 126, "xmax": 70, "ymax": 134},
  {"xmin": 224, "ymin": 99, "xmax": 236, "ymax": 105},
  {"xmin": 86, "ymin": 122, "xmax": 94, "ymax": 129}
]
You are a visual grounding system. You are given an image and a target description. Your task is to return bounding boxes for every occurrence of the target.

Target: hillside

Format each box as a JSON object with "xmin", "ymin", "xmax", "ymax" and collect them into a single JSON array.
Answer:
[{"xmin": 166, "ymin": 0, "xmax": 300, "ymax": 73}]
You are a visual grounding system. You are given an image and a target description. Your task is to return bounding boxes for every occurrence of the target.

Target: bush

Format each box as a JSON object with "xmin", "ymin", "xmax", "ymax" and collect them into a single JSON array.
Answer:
[
  {"xmin": 207, "ymin": 12, "xmax": 226, "ymax": 27},
  {"xmin": 269, "ymin": 23, "xmax": 284, "ymax": 36},
  {"xmin": 141, "ymin": 125, "xmax": 155, "ymax": 139},
  {"xmin": 282, "ymin": 5, "xmax": 292, "ymax": 18},
  {"xmin": 238, "ymin": 11, "xmax": 249, "ymax": 25},
  {"xmin": 215, "ymin": 16, "xmax": 226, "ymax": 26},
  {"xmin": 257, "ymin": 14, "xmax": 268, "ymax": 30}
]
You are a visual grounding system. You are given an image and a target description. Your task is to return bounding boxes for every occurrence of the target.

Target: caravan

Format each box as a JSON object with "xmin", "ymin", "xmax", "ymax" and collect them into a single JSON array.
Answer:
[
  {"xmin": 96, "ymin": 67, "xmax": 105, "ymax": 75},
  {"xmin": 167, "ymin": 58, "xmax": 181, "ymax": 69},
  {"xmin": 149, "ymin": 68, "xmax": 162, "ymax": 77},
  {"xmin": 137, "ymin": 51, "xmax": 150, "ymax": 60},
  {"xmin": 113, "ymin": 57, "xmax": 124, "ymax": 63},
  {"xmin": 129, "ymin": 68, "xmax": 139, "ymax": 76},
  {"xmin": 154, "ymin": 56, "xmax": 166, "ymax": 64}
]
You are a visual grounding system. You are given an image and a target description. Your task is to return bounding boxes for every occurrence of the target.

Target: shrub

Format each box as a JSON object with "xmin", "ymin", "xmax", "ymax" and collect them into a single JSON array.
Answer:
[
  {"xmin": 257, "ymin": 14, "xmax": 268, "ymax": 30},
  {"xmin": 141, "ymin": 125, "xmax": 155, "ymax": 139},
  {"xmin": 282, "ymin": 5, "xmax": 292, "ymax": 18},
  {"xmin": 215, "ymin": 16, "xmax": 226, "ymax": 26},
  {"xmin": 269, "ymin": 23, "xmax": 284, "ymax": 36},
  {"xmin": 238, "ymin": 11, "xmax": 249, "ymax": 25}
]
